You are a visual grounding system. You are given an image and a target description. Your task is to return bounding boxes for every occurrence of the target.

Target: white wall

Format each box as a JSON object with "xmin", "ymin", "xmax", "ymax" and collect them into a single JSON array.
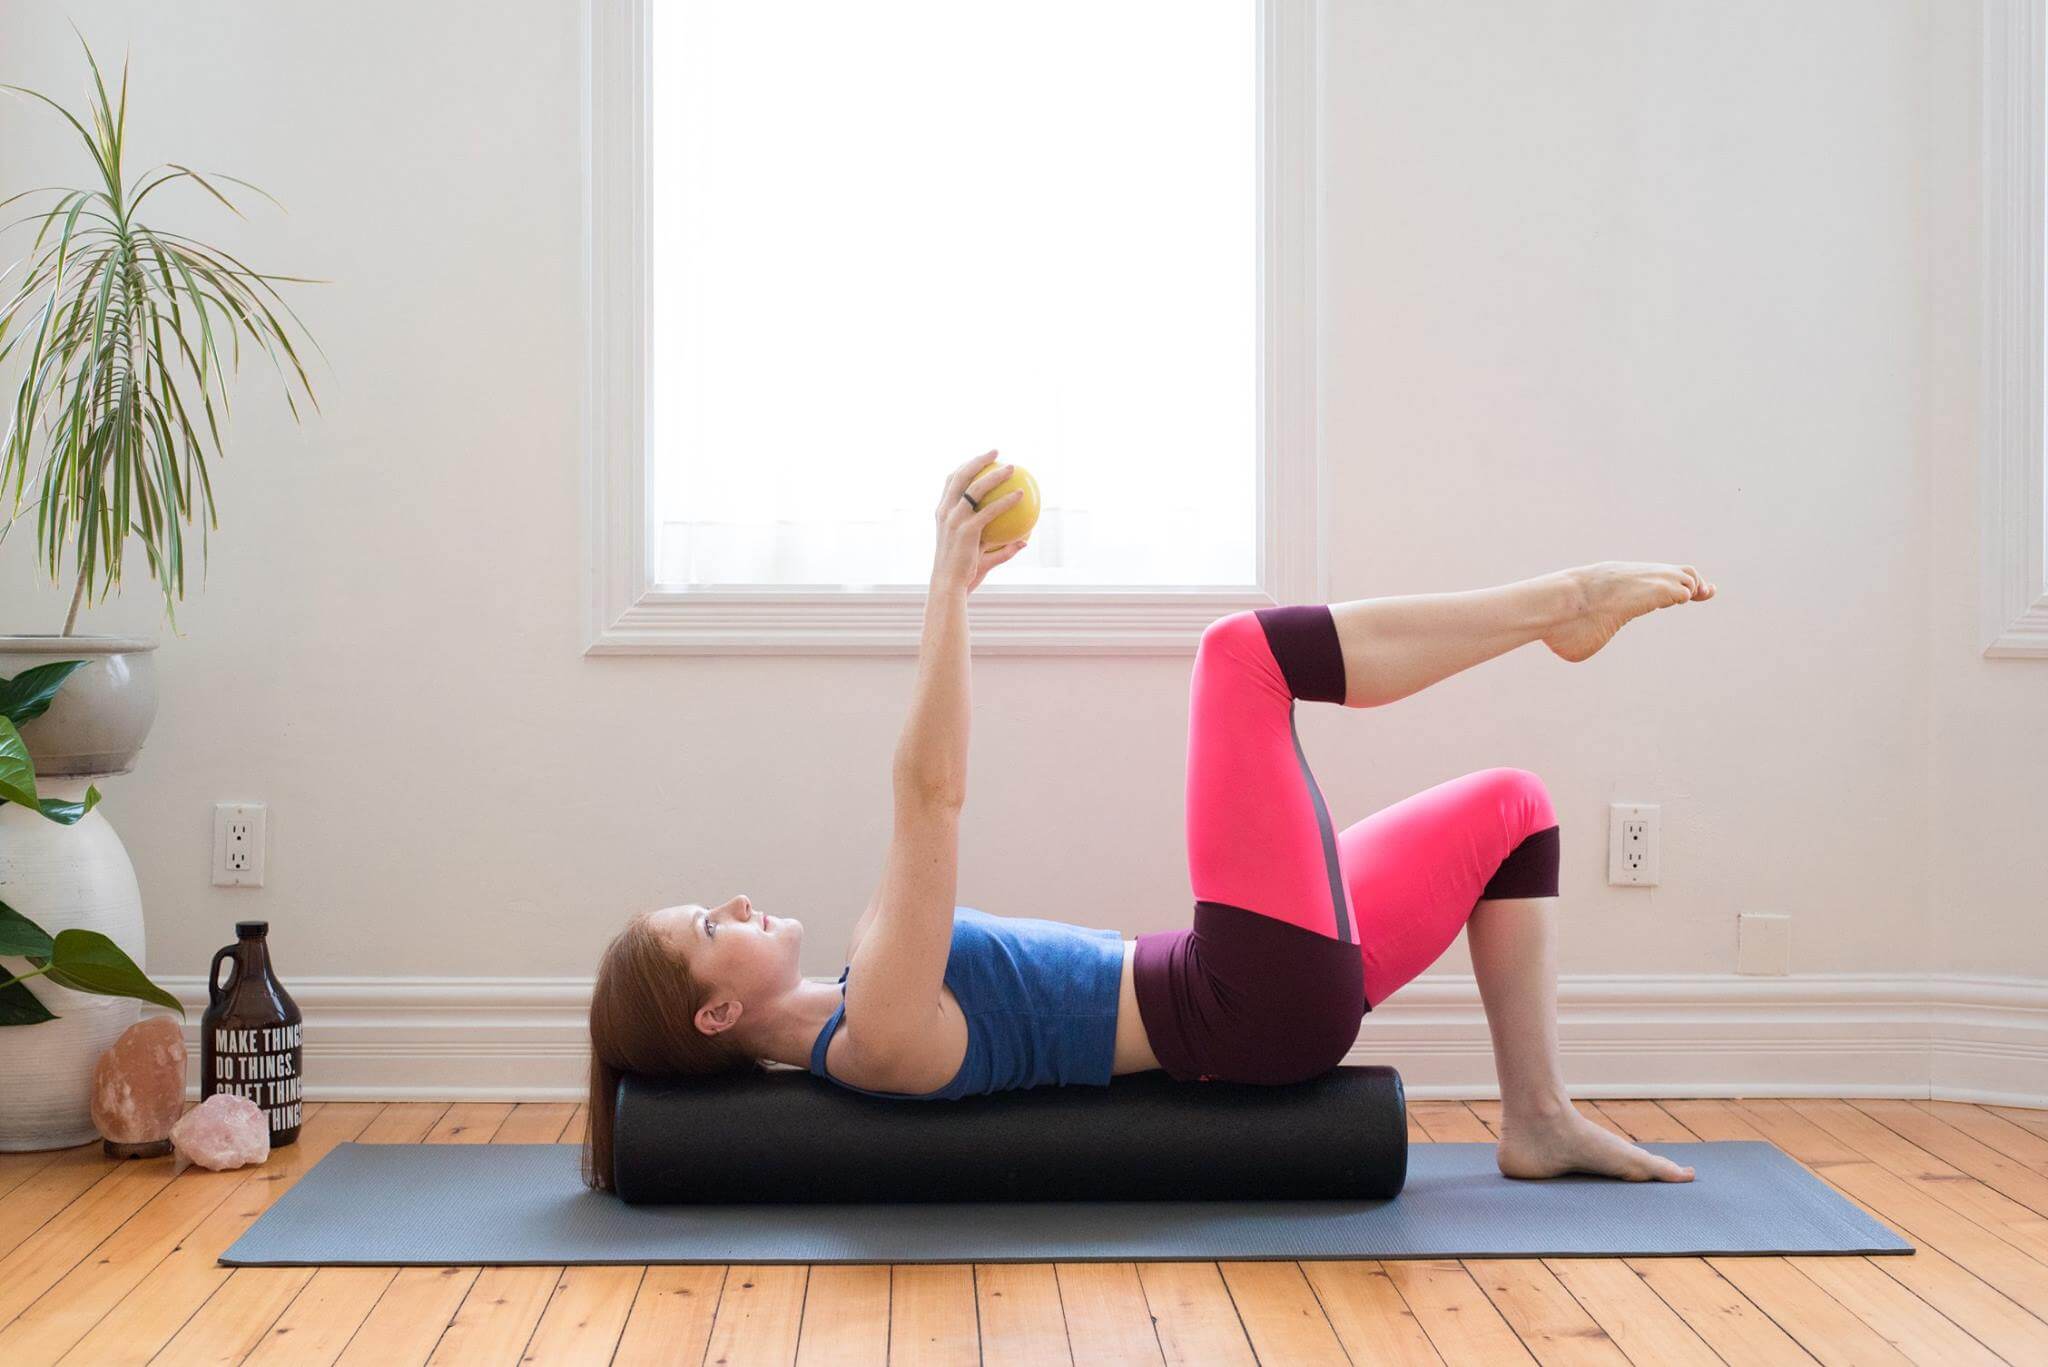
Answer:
[
  {"xmin": 1926, "ymin": 1, "xmax": 2048, "ymax": 983},
  {"xmin": 0, "ymin": 2, "xmax": 2037, "ymax": 1064}
]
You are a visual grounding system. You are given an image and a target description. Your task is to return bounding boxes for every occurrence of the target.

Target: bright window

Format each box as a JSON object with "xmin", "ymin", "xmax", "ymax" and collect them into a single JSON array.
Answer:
[{"xmin": 648, "ymin": 1, "xmax": 1257, "ymax": 590}]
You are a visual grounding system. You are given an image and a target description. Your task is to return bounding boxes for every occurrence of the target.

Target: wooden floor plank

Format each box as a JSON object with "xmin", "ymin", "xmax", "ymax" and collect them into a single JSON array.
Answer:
[
  {"xmin": 613, "ymin": 1266, "xmax": 723, "ymax": 1366},
  {"xmin": 1137, "ymin": 1261, "xmax": 1260, "ymax": 1366},
  {"xmin": 1295, "ymin": 1261, "xmax": 1439, "ymax": 1365},
  {"xmin": 1215, "ymin": 1261, "xmax": 1346, "ymax": 1366},
  {"xmin": 0, "ymin": 1148, "xmax": 65, "ymax": 1203},
  {"xmin": 1623, "ymin": 1257, "xmax": 1818, "ymax": 1366},
  {"xmin": 422, "ymin": 1103, "xmax": 514, "ymax": 1145},
  {"xmin": 0, "ymin": 1144, "xmax": 123, "ymax": 1261},
  {"xmin": 1724, "ymin": 1100, "xmax": 2048, "ymax": 1361},
  {"xmin": 423, "ymin": 1265, "xmax": 561, "ymax": 1367},
  {"xmin": 53, "ymin": 1104, "xmax": 377, "ymax": 1367},
  {"xmin": 1653, "ymin": 1100, "xmax": 1999, "ymax": 1366},
  {"xmin": 889, "ymin": 1264, "xmax": 978, "ymax": 1365},
  {"xmin": 1785, "ymin": 1255, "xmax": 2007, "ymax": 1366},
  {"xmin": 975, "ymin": 1262, "xmax": 1072, "ymax": 1367},
  {"xmin": 0, "ymin": 1154, "xmax": 197, "ymax": 1328},
  {"xmin": 1780, "ymin": 1100, "xmax": 2048, "ymax": 1290},
  {"xmin": 1916, "ymin": 1100, "xmax": 2048, "ymax": 1175},
  {"xmin": 1983, "ymin": 1104, "xmax": 2048, "ymax": 1143},
  {"xmin": 517, "ymin": 1266, "xmax": 644, "ymax": 1365},
  {"xmin": 355, "ymin": 1104, "xmax": 454, "ymax": 1144},
  {"xmin": 331, "ymin": 1268, "xmax": 480, "ymax": 1367},
  {"xmin": 561, "ymin": 1106, "xmax": 589, "ymax": 1147},
  {"xmin": 1460, "ymin": 1260, "xmax": 1629, "ymax": 1366},
  {"xmin": 491, "ymin": 1102, "xmax": 578, "ymax": 1145},
  {"xmin": 790, "ymin": 1264, "xmax": 888, "ymax": 1366},
  {"xmin": 1056, "ymin": 1261, "xmax": 1165, "ymax": 1364},
  {"xmin": 1540, "ymin": 1261, "xmax": 1722, "ymax": 1367},
  {"xmin": 1850, "ymin": 1098, "xmax": 2048, "ymax": 1220},
  {"xmin": 701, "ymin": 1265, "xmax": 808, "ymax": 1367},
  {"xmin": 1381, "ymin": 1259, "xmax": 1538, "ymax": 1365},
  {"xmin": 0, "ymin": 1162, "xmax": 252, "ymax": 1360},
  {"xmin": 139, "ymin": 1106, "xmax": 382, "ymax": 1367}
]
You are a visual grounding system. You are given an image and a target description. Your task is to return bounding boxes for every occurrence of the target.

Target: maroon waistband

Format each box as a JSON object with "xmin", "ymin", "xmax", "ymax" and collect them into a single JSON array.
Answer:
[{"xmin": 1132, "ymin": 901, "xmax": 1365, "ymax": 1086}]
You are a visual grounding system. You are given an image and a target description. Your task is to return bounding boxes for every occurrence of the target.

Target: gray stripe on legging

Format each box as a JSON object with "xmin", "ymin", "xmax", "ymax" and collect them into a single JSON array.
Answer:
[{"xmin": 1285, "ymin": 700, "xmax": 1353, "ymax": 945}]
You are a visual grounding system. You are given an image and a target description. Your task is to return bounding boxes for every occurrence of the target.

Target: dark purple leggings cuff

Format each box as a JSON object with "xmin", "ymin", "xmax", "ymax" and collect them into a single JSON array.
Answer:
[
  {"xmin": 1478, "ymin": 824, "xmax": 1560, "ymax": 900},
  {"xmin": 1253, "ymin": 605, "xmax": 1348, "ymax": 705}
]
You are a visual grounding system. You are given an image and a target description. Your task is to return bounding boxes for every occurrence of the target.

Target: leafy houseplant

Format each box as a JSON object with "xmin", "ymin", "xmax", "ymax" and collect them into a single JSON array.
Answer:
[
  {"xmin": 0, "ymin": 659, "xmax": 179, "ymax": 1027},
  {"xmin": 0, "ymin": 29, "xmax": 324, "ymax": 636}
]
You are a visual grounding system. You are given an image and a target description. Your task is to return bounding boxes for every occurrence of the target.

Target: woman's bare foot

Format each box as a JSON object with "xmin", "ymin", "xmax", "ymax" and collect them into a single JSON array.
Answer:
[
  {"xmin": 1544, "ymin": 561, "xmax": 1716, "ymax": 663},
  {"xmin": 1497, "ymin": 1108, "xmax": 1696, "ymax": 1182}
]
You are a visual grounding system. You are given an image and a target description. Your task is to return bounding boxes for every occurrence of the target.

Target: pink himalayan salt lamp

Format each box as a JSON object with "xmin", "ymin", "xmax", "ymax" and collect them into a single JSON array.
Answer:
[
  {"xmin": 170, "ymin": 1092, "xmax": 271, "ymax": 1171},
  {"xmin": 91, "ymin": 1014, "xmax": 188, "ymax": 1159}
]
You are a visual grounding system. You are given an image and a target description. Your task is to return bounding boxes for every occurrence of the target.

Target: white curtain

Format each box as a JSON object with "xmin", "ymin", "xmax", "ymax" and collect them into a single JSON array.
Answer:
[{"xmin": 650, "ymin": 0, "xmax": 1256, "ymax": 589}]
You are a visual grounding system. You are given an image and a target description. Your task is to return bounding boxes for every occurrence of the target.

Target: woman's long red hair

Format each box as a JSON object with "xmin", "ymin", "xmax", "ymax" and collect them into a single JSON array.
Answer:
[{"xmin": 583, "ymin": 911, "xmax": 766, "ymax": 1192}]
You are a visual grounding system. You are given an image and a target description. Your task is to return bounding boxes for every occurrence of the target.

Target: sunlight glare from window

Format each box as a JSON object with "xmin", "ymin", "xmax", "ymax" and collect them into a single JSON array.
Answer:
[{"xmin": 650, "ymin": 1, "xmax": 1256, "ymax": 589}]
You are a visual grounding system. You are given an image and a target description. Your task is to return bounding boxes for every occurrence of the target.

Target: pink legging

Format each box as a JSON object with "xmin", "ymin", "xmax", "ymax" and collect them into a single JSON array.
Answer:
[{"xmin": 1188, "ymin": 607, "xmax": 1560, "ymax": 1007}]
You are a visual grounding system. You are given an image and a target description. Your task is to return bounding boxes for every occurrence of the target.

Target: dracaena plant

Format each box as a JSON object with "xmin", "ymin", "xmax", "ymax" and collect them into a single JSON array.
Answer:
[
  {"xmin": 0, "ymin": 29, "xmax": 324, "ymax": 635},
  {"xmin": 0, "ymin": 658, "xmax": 181, "ymax": 1026}
]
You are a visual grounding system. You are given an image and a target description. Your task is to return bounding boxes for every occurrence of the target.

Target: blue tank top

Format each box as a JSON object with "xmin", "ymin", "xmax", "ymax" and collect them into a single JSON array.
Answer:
[{"xmin": 808, "ymin": 906, "xmax": 1125, "ymax": 1100}]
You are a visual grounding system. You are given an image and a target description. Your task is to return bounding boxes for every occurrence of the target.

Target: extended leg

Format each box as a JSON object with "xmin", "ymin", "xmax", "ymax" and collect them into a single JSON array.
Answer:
[{"xmin": 1328, "ymin": 561, "xmax": 1715, "ymax": 708}]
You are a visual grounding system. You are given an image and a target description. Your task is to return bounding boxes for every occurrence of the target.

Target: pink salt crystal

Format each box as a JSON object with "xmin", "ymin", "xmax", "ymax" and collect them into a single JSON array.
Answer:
[
  {"xmin": 91, "ymin": 1014, "xmax": 188, "ymax": 1146},
  {"xmin": 170, "ymin": 1092, "xmax": 272, "ymax": 1171}
]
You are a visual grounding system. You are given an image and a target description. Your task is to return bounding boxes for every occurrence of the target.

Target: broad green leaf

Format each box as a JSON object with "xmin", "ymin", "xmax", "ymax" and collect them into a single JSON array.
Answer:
[
  {"xmin": 36, "ymin": 785, "xmax": 101, "ymax": 825},
  {"xmin": 0, "ymin": 976, "xmax": 57, "ymax": 1026},
  {"xmin": 0, "ymin": 716, "xmax": 39, "ymax": 809},
  {"xmin": 44, "ymin": 928, "xmax": 184, "ymax": 1017},
  {"xmin": 0, "ymin": 659, "xmax": 87, "ymax": 727},
  {"xmin": 0, "ymin": 899, "xmax": 55, "ymax": 958}
]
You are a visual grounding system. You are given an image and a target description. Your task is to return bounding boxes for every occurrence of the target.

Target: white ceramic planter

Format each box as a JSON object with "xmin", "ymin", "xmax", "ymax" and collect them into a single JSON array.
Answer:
[{"xmin": 0, "ymin": 777, "xmax": 146, "ymax": 1151}]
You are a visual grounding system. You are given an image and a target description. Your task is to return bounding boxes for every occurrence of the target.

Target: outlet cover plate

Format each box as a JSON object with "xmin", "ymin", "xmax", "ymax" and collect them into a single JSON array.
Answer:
[
  {"xmin": 213, "ymin": 802, "xmax": 267, "ymax": 888},
  {"xmin": 1608, "ymin": 802, "xmax": 1660, "ymax": 886}
]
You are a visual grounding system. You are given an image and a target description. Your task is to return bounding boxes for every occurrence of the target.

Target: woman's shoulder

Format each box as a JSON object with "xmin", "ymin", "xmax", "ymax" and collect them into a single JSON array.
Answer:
[{"xmin": 822, "ymin": 979, "xmax": 970, "ymax": 1096}]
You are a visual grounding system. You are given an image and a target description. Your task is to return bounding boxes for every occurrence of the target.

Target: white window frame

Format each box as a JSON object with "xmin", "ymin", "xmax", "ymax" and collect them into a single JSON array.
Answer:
[
  {"xmin": 1983, "ymin": 0, "xmax": 2048, "ymax": 657},
  {"xmin": 583, "ymin": 0, "xmax": 1325, "ymax": 655}
]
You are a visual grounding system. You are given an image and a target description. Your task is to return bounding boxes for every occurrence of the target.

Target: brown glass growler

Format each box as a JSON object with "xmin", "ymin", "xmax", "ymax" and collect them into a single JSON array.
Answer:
[{"xmin": 200, "ymin": 921, "xmax": 304, "ymax": 1146}]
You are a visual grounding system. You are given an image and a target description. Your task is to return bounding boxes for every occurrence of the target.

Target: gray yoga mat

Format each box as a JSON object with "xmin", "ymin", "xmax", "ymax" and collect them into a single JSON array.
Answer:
[{"xmin": 220, "ymin": 1141, "xmax": 1911, "ymax": 1265}]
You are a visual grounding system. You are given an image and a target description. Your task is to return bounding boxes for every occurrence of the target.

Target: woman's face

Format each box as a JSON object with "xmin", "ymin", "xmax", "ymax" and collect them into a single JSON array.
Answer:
[{"xmin": 648, "ymin": 894, "xmax": 802, "ymax": 1022}]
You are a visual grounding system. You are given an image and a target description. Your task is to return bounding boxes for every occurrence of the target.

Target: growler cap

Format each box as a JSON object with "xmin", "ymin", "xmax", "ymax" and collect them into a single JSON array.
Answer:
[{"xmin": 235, "ymin": 920, "xmax": 269, "ymax": 937}]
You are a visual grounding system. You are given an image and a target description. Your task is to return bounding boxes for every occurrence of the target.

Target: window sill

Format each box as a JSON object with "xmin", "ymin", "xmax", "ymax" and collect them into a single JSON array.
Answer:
[{"xmin": 584, "ymin": 586, "xmax": 1288, "ymax": 655}]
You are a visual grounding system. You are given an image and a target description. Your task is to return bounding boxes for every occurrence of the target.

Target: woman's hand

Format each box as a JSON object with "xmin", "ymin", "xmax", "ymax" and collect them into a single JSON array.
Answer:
[{"xmin": 930, "ymin": 450, "xmax": 1029, "ymax": 596}]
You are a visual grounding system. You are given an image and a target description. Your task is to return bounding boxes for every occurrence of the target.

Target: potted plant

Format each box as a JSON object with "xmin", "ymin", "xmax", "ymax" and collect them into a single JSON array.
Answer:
[
  {"xmin": 2, "ymin": 659, "xmax": 183, "ymax": 1149},
  {"xmin": 0, "ymin": 34, "xmax": 322, "ymax": 1148}
]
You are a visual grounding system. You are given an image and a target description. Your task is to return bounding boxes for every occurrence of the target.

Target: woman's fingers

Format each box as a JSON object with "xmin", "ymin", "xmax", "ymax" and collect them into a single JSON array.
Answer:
[
  {"xmin": 945, "ymin": 450, "xmax": 999, "ymax": 500},
  {"xmin": 966, "ymin": 462, "xmax": 1015, "ymax": 502}
]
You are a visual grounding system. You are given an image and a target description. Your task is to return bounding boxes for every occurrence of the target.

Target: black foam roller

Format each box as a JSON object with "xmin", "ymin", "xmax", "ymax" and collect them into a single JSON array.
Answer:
[{"xmin": 613, "ymin": 1065, "xmax": 1407, "ymax": 1204}]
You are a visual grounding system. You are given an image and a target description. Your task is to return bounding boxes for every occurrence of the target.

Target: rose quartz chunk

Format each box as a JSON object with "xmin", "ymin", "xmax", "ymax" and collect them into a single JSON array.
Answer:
[
  {"xmin": 171, "ymin": 1092, "xmax": 271, "ymax": 1170},
  {"xmin": 91, "ymin": 1015, "xmax": 188, "ymax": 1146}
]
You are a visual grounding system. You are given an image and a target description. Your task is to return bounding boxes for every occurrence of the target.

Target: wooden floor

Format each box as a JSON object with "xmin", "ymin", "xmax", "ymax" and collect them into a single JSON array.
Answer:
[{"xmin": 1, "ymin": 1097, "xmax": 2045, "ymax": 1365}]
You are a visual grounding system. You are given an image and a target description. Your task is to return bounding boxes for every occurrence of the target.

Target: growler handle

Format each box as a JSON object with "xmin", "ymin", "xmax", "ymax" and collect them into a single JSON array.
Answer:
[{"xmin": 208, "ymin": 945, "xmax": 240, "ymax": 1007}]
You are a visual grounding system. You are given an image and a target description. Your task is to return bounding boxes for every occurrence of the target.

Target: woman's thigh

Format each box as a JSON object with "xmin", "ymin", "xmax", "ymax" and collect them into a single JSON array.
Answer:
[
  {"xmin": 1183, "ymin": 608, "xmax": 1356, "ymax": 943},
  {"xmin": 1337, "ymin": 767, "xmax": 1560, "ymax": 1006}
]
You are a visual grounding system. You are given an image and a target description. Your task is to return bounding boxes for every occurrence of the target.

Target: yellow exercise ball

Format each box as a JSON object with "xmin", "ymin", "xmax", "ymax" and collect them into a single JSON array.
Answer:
[{"xmin": 974, "ymin": 461, "xmax": 1042, "ymax": 549}]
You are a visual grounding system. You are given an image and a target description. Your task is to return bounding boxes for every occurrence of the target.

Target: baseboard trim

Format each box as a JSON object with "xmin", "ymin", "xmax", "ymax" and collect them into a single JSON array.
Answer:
[{"xmin": 160, "ymin": 972, "xmax": 2048, "ymax": 1108}]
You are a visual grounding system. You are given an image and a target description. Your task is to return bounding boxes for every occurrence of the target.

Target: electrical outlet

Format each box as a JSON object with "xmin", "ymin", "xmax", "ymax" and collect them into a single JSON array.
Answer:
[
  {"xmin": 1607, "ymin": 802, "xmax": 1660, "ymax": 885},
  {"xmin": 212, "ymin": 802, "xmax": 267, "ymax": 887}
]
